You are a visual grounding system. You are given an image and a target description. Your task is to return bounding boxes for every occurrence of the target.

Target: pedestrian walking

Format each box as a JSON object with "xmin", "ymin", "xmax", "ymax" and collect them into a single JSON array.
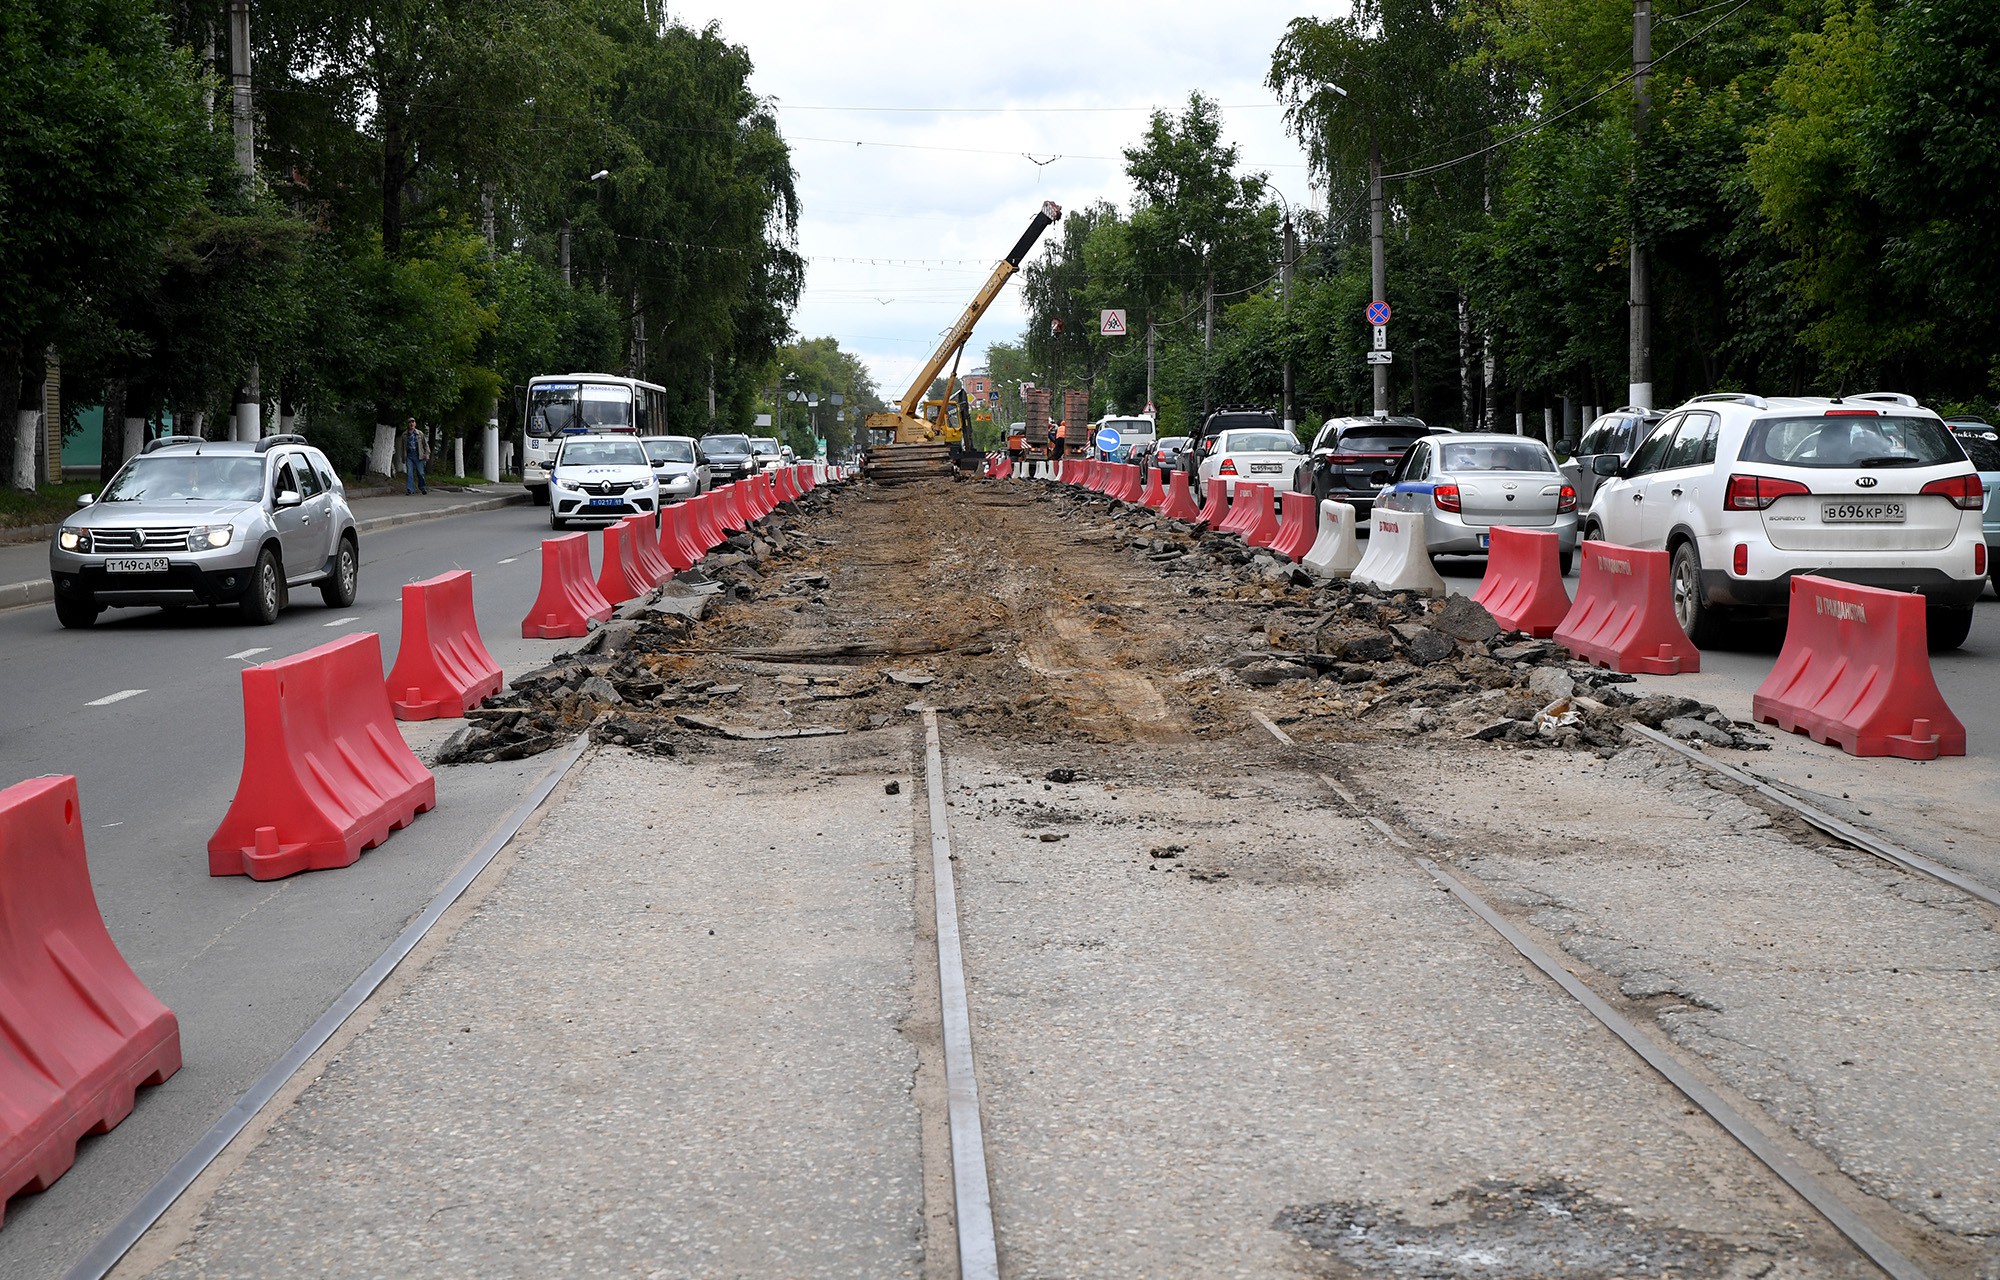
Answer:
[{"xmin": 404, "ymin": 418, "xmax": 430, "ymax": 494}]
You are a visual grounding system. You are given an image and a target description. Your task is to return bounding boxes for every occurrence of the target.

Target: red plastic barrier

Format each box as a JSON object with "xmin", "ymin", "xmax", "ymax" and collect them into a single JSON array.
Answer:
[
  {"xmin": 1473, "ymin": 526, "xmax": 1573, "ymax": 638},
  {"xmin": 1751, "ymin": 576, "xmax": 1965, "ymax": 759},
  {"xmin": 687, "ymin": 493, "xmax": 723, "ymax": 551},
  {"xmin": 1217, "ymin": 483, "xmax": 1260, "ymax": 535},
  {"xmin": 775, "ymin": 467, "xmax": 797, "ymax": 502},
  {"xmin": 755, "ymin": 472, "xmax": 778, "ymax": 517},
  {"xmin": 1140, "ymin": 465, "xmax": 1166, "ymax": 509},
  {"xmin": 386, "ymin": 570, "xmax": 503, "ymax": 720},
  {"xmin": 208, "ymin": 632, "xmax": 437, "ymax": 880},
  {"xmin": 622, "ymin": 515, "xmax": 672, "ymax": 587},
  {"xmin": 1124, "ymin": 464, "xmax": 1147, "ymax": 503},
  {"xmin": 1553, "ymin": 541, "xmax": 1700, "ymax": 675},
  {"xmin": 716, "ymin": 483, "xmax": 749, "ymax": 534},
  {"xmin": 659, "ymin": 504, "xmax": 700, "ymax": 573},
  {"xmin": 521, "ymin": 534, "xmax": 614, "ymax": 639},
  {"xmin": 1161, "ymin": 470, "xmax": 1200, "ymax": 521},
  {"xmin": 1244, "ymin": 485, "xmax": 1282, "ymax": 548},
  {"xmin": 1269, "ymin": 491, "xmax": 1319, "ymax": 561},
  {"xmin": 1106, "ymin": 464, "xmax": 1131, "ymax": 502},
  {"xmin": 1196, "ymin": 478, "xmax": 1229, "ymax": 526},
  {"xmin": 595, "ymin": 522, "xmax": 653, "ymax": 606},
  {"xmin": 0, "ymin": 775, "xmax": 181, "ymax": 1223}
]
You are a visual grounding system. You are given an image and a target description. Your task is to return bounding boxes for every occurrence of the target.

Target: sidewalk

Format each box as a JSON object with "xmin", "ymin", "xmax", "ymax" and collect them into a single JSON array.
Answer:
[
  {"xmin": 0, "ymin": 486, "xmax": 528, "ymax": 610},
  {"xmin": 121, "ymin": 736, "xmax": 929, "ymax": 1279}
]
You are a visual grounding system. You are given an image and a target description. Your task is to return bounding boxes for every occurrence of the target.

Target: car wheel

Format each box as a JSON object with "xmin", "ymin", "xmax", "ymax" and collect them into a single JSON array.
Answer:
[
  {"xmin": 241, "ymin": 548, "xmax": 282, "ymax": 626},
  {"xmin": 531, "ymin": 486, "xmax": 550, "ymax": 507},
  {"xmin": 55, "ymin": 594, "xmax": 98, "ymax": 629},
  {"xmin": 319, "ymin": 534, "xmax": 358, "ymax": 608},
  {"xmin": 1559, "ymin": 548, "xmax": 1575, "ymax": 577},
  {"xmin": 1927, "ymin": 605, "xmax": 1975, "ymax": 653},
  {"xmin": 1668, "ymin": 540, "xmax": 1722, "ymax": 647},
  {"xmin": 1581, "ymin": 519, "xmax": 1602, "ymax": 543},
  {"xmin": 550, "ymin": 511, "xmax": 565, "ymax": 530}
]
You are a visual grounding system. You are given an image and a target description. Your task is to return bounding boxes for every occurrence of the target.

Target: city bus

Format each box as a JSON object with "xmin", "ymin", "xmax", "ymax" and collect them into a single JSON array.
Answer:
[{"xmin": 521, "ymin": 373, "xmax": 669, "ymax": 505}]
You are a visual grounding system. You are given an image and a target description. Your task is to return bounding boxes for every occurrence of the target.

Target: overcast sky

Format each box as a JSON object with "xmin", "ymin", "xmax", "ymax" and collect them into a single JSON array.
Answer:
[{"xmin": 665, "ymin": 1, "xmax": 1335, "ymax": 403}]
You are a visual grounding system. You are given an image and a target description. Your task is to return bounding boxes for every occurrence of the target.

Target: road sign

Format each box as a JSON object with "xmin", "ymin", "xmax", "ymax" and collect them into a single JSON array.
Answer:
[
  {"xmin": 1095, "ymin": 426, "xmax": 1123, "ymax": 453},
  {"xmin": 1366, "ymin": 300, "xmax": 1392, "ymax": 326},
  {"xmin": 1366, "ymin": 350, "xmax": 1394, "ymax": 365},
  {"xmin": 1100, "ymin": 309, "xmax": 1127, "ymax": 336},
  {"xmin": 1143, "ymin": 401, "xmax": 1156, "ymax": 416},
  {"xmin": 1373, "ymin": 325, "xmax": 1388, "ymax": 350}
]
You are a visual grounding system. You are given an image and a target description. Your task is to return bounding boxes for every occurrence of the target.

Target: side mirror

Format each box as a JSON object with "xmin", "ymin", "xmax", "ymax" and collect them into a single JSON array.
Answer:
[
  {"xmin": 76, "ymin": 493, "xmax": 95, "ymax": 508},
  {"xmin": 275, "ymin": 488, "xmax": 303, "ymax": 508},
  {"xmin": 1591, "ymin": 454, "xmax": 1621, "ymax": 476}
]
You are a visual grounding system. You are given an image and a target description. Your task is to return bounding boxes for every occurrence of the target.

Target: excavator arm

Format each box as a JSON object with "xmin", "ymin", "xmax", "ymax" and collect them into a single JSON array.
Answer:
[{"xmin": 865, "ymin": 202, "xmax": 1062, "ymax": 447}]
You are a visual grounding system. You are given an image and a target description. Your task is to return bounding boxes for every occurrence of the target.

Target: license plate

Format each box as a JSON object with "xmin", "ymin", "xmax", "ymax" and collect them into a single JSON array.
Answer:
[
  {"xmin": 587, "ymin": 497, "xmax": 624, "ymax": 507},
  {"xmin": 105, "ymin": 557, "xmax": 169, "ymax": 573},
  {"xmin": 1249, "ymin": 462, "xmax": 1281, "ymax": 473},
  {"xmin": 1478, "ymin": 534, "xmax": 1490, "ymax": 549},
  {"xmin": 1821, "ymin": 500, "xmax": 1905, "ymax": 523}
]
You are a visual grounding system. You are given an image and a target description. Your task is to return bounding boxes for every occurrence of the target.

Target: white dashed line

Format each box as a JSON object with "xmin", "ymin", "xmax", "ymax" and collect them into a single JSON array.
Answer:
[
  {"xmin": 323, "ymin": 615, "xmax": 361, "ymax": 627},
  {"xmin": 227, "ymin": 647, "xmax": 270, "ymax": 661},
  {"xmin": 497, "ymin": 556, "xmax": 518, "ymax": 564},
  {"xmin": 86, "ymin": 689, "xmax": 147, "ymax": 707}
]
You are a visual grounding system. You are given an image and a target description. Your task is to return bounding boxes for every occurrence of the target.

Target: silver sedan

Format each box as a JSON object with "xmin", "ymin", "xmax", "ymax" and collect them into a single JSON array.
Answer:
[{"xmin": 1376, "ymin": 433, "xmax": 1579, "ymax": 573}]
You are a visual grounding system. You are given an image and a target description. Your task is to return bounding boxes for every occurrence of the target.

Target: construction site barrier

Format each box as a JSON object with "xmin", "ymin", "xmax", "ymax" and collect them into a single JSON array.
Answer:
[
  {"xmin": 660, "ymin": 503, "xmax": 701, "ymax": 573},
  {"xmin": 689, "ymin": 492, "xmax": 725, "ymax": 551},
  {"xmin": 623, "ymin": 515, "xmax": 672, "ymax": 587},
  {"xmin": 1302, "ymin": 500, "xmax": 1361, "ymax": 579},
  {"xmin": 1269, "ymin": 491, "xmax": 1319, "ymax": 561},
  {"xmin": 1553, "ymin": 541, "xmax": 1700, "ymax": 674},
  {"xmin": 595, "ymin": 521, "xmax": 653, "ymax": 606},
  {"xmin": 1140, "ymin": 465, "xmax": 1167, "ymax": 509},
  {"xmin": 1113, "ymin": 464, "xmax": 1141, "ymax": 503},
  {"xmin": 521, "ymin": 533, "xmax": 615, "ymax": 639},
  {"xmin": 778, "ymin": 467, "xmax": 801, "ymax": 502},
  {"xmin": 1352, "ymin": 508, "xmax": 1447, "ymax": 596},
  {"xmin": 1216, "ymin": 483, "xmax": 1259, "ymax": 535},
  {"xmin": 1751, "ymin": 576, "xmax": 1965, "ymax": 759},
  {"xmin": 710, "ymin": 484, "xmax": 745, "ymax": 534},
  {"xmin": 208, "ymin": 632, "xmax": 437, "ymax": 880},
  {"xmin": 1161, "ymin": 471, "xmax": 1200, "ymax": 521},
  {"xmin": 386, "ymin": 570, "xmax": 503, "ymax": 720},
  {"xmin": 0, "ymin": 775, "xmax": 181, "ymax": 1224},
  {"xmin": 1196, "ymin": 479, "xmax": 1229, "ymax": 526},
  {"xmin": 1243, "ymin": 484, "xmax": 1282, "ymax": 548},
  {"xmin": 1472, "ymin": 526, "xmax": 1573, "ymax": 638}
]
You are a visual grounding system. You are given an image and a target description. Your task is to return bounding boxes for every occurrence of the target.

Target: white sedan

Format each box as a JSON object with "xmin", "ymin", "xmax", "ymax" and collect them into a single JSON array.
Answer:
[
  {"xmin": 549, "ymin": 435, "xmax": 661, "ymax": 530},
  {"xmin": 1195, "ymin": 428, "xmax": 1305, "ymax": 503}
]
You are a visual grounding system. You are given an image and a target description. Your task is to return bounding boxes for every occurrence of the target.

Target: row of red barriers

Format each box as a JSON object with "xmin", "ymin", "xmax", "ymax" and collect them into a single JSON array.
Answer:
[
  {"xmin": 1035, "ymin": 458, "xmax": 1965, "ymax": 762},
  {"xmin": 2, "ymin": 462, "xmax": 840, "ymax": 1217}
]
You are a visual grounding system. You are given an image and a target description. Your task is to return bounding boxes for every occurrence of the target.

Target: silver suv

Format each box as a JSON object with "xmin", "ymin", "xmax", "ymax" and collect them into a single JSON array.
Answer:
[{"xmin": 49, "ymin": 435, "xmax": 360, "ymax": 629}]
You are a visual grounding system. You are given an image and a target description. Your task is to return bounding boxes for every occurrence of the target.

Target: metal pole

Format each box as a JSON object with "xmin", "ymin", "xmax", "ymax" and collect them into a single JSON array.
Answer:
[
  {"xmin": 1280, "ymin": 215, "xmax": 1296, "ymax": 435},
  {"xmin": 1628, "ymin": 0, "xmax": 1653, "ymax": 410},
  {"xmin": 1370, "ymin": 144, "xmax": 1388, "ymax": 419},
  {"xmin": 1145, "ymin": 318, "xmax": 1156, "ymax": 408},
  {"xmin": 230, "ymin": 1, "xmax": 259, "ymax": 440}
]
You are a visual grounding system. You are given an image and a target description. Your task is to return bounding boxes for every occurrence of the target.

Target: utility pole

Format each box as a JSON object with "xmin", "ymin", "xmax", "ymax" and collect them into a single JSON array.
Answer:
[
  {"xmin": 1280, "ymin": 214, "xmax": 1296, "ymax": 435},
  {"xmin": 230, "ymin": 0, "xmax": 259, "ymax": 441},
  {"xmin": 560, "ymin": 217, "xmax": 571, "ymax": 285},
  {"xmin": 1145, "ymin": 317, "xmax": 1156, "ymax": 409},
  {"xmin": 1369, "ymin": 143, "xmax": 1388, "ymax": 419},
  {"xmin": 1628, "ymin": 0, "xmax": 1653, "ymax": 410}
]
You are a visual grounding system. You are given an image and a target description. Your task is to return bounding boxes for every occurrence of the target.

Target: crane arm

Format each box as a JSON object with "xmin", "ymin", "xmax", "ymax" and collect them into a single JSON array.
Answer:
[{"xmin": 896, "ymin": 201, "xmax": 1062, "ymax": 417}]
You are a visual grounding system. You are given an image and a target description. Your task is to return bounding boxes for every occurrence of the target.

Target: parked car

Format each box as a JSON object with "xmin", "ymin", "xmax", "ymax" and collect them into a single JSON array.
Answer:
[
  {"xmin": 1378, "ymin": 433, "xmax": 1578, "ymax": 573},
  {"xmin": 1184, "ymin": 406, "xmax": 1281, "ymax": 488},
  {"xmin": 749, "ymin": 438, "xmax": 784, "ymax": 473},
  {"xmin": 1583, "ymin": 392, "xmax": 1985, "ymax": 649},
  {"xmin": 1154, "ymin": 436, "xmax": 1191, "ymax": 473},
  {"xmin": 1560, "ymin": 406, "xmax": 1665, "ymax": 510},
  {"xmin": 1194, "ymin": 425, "xmax": 1305, "ymax": 503},
  {"xmin": 548, "ymin": 435, "xmax": 660, "ymax": 530},
  {"xmin": 1947, "ymin": 417, "xmax": 2000, "ymax": 591},
  {"xmin": 641, "ymin": 435, "xmax": 710, "ymax": 502},
  {"xmin": 699, "ymin": 433, "xmax": 758, "ymax": 484},
  {"xmin": 1295, "ymin": 415, "xmax": 1447, "ymax": 516},
  {"xmin": 49, "ymin": 435, "xmax": 358, "ymax": 629}
]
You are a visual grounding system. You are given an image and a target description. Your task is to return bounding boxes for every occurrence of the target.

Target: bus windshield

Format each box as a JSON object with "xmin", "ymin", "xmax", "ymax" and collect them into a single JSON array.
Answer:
[{"xmin": 527, "ymin": 382, "xmax": 635, "ymax": 437}]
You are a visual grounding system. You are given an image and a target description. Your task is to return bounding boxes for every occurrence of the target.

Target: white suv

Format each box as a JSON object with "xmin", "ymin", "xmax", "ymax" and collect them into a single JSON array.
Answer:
[{"xmin": 1583, "ymin": 392, "xmax": 1986, "ymax": 649}]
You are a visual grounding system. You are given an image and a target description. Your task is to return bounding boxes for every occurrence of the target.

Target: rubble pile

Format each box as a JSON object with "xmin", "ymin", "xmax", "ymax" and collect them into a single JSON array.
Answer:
[{"xmin": 1041, "ymin": 482, "xmax": 1765, "ymax": 752}]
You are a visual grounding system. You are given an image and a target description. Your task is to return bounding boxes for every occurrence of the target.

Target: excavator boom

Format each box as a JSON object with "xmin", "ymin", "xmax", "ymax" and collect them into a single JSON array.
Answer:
[{"xmin": 895, "ymin": 201, "xmax": 1063, "ymax": 418}]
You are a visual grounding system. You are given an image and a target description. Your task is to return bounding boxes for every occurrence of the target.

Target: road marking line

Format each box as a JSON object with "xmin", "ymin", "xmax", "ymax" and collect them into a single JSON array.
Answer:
[
  {"xmin": 323, "ymin": 615, "xmax": 361, "ymax": 627},
  {"xmin": 497, "ymin": 556, "xmax": 518, "ymax": 564},
  {"xmin": 86, "ymin": 689, "xmax": 147, "ymax": 707},
  {"xmin": 227, "ymin": 647, "xmax": 270, "ymax": 661}
]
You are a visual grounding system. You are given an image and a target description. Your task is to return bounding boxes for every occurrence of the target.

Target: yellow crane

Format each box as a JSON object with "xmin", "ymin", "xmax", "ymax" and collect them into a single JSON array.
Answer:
[{"xmin": 863, "ymin": 202, "xmax": 1062, "ymax": 479}]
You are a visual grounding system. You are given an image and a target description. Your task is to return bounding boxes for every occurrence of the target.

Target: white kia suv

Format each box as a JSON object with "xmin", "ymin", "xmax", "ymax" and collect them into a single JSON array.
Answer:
[{"xmin": 1582, "ymin": 392, "xmax": 1986, "ymax": 649}]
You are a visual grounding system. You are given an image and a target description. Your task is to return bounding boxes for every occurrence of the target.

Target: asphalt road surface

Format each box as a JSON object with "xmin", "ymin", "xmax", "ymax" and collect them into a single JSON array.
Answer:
[{"xmin": 0, "ymin": 501, "xmax": 587, "ymax": 1279}]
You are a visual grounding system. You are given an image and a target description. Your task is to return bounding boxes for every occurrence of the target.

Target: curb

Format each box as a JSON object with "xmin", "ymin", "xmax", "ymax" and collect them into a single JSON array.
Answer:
[{"xmin": 0, "ymin": 492, "xmax": 529, "ymax": 613}]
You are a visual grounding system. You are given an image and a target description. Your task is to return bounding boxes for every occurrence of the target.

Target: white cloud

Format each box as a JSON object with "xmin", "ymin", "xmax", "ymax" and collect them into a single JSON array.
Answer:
[{"xmin": 667, "ymin": 0, "xmax": 1336, "ymax": 398}]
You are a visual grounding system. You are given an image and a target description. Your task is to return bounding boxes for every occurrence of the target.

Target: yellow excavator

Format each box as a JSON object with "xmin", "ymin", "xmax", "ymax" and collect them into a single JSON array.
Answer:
[{"xmin": 862, "ymin": 201, "xmax": 1062, "ymax": 481}]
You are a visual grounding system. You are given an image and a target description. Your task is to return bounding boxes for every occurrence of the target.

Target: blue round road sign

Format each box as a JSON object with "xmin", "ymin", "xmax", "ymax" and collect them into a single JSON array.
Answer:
[
  {"xmin": 1366, "ymin": 300, "xmax": 1392, "ymax": 327},
  {"xmin": 1095, "ymin": 426, "xmax": 1122, "ymax": 453}
]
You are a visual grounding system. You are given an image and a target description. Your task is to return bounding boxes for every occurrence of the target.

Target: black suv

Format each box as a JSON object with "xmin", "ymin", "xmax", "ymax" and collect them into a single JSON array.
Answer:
[
  {"xmin": 1293, "ymin": 415, "xmax": 1444, "ymax": 516},
  {"xmin": 1183, "ymin": 406, "xmax": 1280, "ymax": 485},
  {"xmin": 699, "ymin": 433, "xmax": 758, "ymax": 483}
]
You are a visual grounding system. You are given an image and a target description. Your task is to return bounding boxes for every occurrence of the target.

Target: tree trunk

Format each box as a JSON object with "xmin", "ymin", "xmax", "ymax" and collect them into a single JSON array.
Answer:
[
  {"xmin": 1481, "ymin": 330, "xmax": 1499, "ymax": 432},
  {"xmin": 382, "ymin": 111, "xmax": 407, "ymax": 257},
  {"xmin": 101, "ymin": 380, "xmax": 125, "ymax": 482},
  {"xmin": 1457, "ymin": 291, "xmax": 1474, "ymax": 429}
]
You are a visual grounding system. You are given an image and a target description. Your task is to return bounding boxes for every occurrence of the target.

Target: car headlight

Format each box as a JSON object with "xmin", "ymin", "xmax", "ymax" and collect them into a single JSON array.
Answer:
[
  {"xmin": 187, "ymin": 525, "xmax": 232, "ymax": 550},
  {"xmin": 58, "ymin": 527, "xmax": 90, "ymax": 552}
]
